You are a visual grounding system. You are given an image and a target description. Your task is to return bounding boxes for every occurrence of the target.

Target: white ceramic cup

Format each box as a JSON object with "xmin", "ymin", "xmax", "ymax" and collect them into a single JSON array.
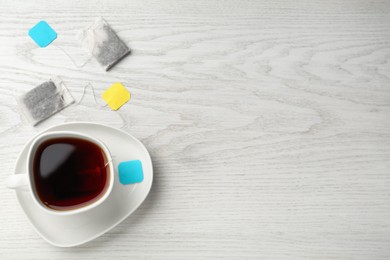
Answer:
[{"xmin": 6, "ymin": 131, "xmax": 114, "ymax": 216}]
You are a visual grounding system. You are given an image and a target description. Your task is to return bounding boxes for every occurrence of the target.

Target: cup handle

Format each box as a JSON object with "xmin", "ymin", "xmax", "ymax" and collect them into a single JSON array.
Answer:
[{"xmin": 6, "ymin": 174, "xmax": 29, "ymax": 189}]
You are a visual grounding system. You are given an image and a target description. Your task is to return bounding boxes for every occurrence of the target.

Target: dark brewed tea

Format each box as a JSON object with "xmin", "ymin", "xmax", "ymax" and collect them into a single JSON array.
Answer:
[{"xmin": 32, "ymin": 137, "xmax": 109, "ymax": 211}]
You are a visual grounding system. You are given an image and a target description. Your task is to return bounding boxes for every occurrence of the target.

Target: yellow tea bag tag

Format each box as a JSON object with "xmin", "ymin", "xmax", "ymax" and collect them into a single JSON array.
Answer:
[{"xmin": 102, "ymin": 82, "xmax": 131, "ymax": 110}]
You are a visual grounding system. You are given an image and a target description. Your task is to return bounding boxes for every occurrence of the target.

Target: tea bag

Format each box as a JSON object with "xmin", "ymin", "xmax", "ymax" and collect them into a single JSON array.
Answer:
[
  {"xmin": 79, "ymin": 17, "xmax": 130, "ymax": 71},
  {"xmin": 18, "ymin": 77, "xmax": 75, "ymax": 126}
]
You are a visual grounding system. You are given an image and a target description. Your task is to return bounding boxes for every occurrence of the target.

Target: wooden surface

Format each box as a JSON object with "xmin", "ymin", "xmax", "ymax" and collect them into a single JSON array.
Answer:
[{"xmin": 1, "ymin": 0, "xmax": 390, "ymax": 259}]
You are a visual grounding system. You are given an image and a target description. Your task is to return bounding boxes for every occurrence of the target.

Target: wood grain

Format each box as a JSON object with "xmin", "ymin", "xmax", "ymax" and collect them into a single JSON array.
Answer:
[{"xmin": 0, "ymin": 0, "xmax": 390, "ymax": 259}]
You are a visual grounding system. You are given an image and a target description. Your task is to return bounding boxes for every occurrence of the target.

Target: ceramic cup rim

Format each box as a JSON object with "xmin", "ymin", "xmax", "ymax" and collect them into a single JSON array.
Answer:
[{"xmin": 26, "ymin": 130, "xmax": 114, "ymax": 216}]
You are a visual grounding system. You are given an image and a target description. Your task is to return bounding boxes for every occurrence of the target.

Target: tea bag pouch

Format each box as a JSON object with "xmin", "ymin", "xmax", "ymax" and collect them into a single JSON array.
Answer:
[
  {"xmin": 18, "ymin": 77, "xmax": 75, "ymax": 126},
  {"xmin": 79, "ymin": 17, "xmax": 130, "ymax": 71}
]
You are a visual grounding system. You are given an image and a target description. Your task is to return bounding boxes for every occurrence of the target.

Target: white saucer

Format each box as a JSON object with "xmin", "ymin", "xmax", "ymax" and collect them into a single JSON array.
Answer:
[{"xmin": 12, "ymin": 122, "xmax": 153, "ymax": 247}]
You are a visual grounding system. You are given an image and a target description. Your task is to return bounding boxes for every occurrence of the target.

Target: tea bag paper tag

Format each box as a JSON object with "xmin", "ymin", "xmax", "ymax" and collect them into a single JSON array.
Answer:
[
  {"xmin": 102, "ymin": 82, "xmax": 130, "ymax": 110},
  {"xmin": 118, "ymin": 160, "xmax": 144, "ymax": 185},
  {"xmin": 28, "ymin": 21, "xmax": 57, "ymax": 48}
]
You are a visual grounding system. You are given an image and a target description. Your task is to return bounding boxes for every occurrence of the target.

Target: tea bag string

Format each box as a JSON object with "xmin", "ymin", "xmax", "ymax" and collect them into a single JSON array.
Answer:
[
  {"xmin": 54, "ymin": 78, "xmax": 112, "ymax": 108},
  {"xmin": 104, "ymin": 157, "xmax": 113, "ymax": 167},
  {"xmin": 54, "ymin": 44, "xmax": 93, "ymax": 68},
  {"xmin": 52, "ymin": 27, "xmax": 98, "ymax": 69},
  {"xmin": 77, "ymin": 83, "xmax": 108, "ymax": 108},
  {"xmin": 55, "ymin": 78, "xmax": 75, "ymax": 104},
  {"xmin": 104, "ymin": 155, "xmax": 119, "ymax": 168}
]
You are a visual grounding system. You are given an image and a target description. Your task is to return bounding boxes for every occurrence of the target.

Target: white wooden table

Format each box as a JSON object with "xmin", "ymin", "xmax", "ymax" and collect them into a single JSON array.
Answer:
[{"xmin": 1, "ymin": 0, "xmax": 389, "ymax": 259}]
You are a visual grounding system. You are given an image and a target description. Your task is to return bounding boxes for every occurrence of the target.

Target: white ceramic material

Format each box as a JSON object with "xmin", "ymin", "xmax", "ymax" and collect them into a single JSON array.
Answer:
[
  {"xmin": 11, "ymin": 122, "xmax": 153, "ymax": 247},
  {"xmin": 7, "ymin": 131, "xmax": 115, "ymax": 216}
]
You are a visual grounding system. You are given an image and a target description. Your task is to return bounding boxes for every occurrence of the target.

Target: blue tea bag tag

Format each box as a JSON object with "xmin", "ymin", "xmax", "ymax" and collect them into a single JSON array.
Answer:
[
  {"xmin": 118, "ymin": 160, "xmax": 144, "ymax": 185},
  {"xmin": 28, "ymin": 21, "xmax": 57, "ymax": 48}
]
